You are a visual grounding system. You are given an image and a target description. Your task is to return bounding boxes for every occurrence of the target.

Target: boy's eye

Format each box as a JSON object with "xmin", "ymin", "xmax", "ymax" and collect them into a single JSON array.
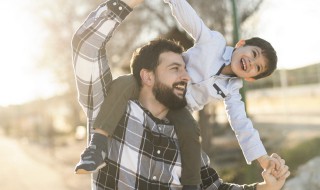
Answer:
[
  {"xmin": 253, "ymin": 50, "xmax": 257, "ymax": 58},
  {"xmin": 256, "ymin": 65, "xmax": 261, "ymax": 72}
]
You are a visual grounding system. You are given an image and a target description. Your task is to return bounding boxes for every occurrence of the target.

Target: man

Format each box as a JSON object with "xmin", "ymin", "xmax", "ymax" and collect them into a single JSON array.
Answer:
[{"xmin": 72, "ymin": 0, "xmax": 290, "ymax": 189}]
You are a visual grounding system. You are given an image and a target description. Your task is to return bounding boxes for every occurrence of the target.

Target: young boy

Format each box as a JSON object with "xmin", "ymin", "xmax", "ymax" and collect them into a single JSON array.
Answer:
[{"xmin": 75, "ymin": 0, "xmax": 281, "ymax": 188}]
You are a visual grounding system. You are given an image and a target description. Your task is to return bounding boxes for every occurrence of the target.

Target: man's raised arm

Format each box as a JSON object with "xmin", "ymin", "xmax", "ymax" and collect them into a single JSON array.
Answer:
[
  {"xmin": 71, "ymin": 0, "xmax": 143, "ymax": 129},
  {"xmin": 122, "ymin": 0, "xmax": 144, "ymax": 8}
]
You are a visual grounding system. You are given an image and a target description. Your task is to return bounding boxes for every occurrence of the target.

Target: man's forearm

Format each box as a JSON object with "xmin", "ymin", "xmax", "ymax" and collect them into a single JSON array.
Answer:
[
  {"xmin": 72, "ymin": 0, "xmax": 134, "ymax": 125},
  {"xmin": 121, "ymin": 0, "xmax": 143, "ymax": 8}
]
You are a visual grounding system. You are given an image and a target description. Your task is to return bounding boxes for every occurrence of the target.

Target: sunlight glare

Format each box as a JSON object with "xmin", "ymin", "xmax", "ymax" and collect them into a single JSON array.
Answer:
[{"xmin": 0, "ymin": 0, "xmax": 52, "ymax": 106}]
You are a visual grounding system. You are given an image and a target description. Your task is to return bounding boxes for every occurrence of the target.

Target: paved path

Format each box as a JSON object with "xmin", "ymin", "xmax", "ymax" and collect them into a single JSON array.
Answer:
[{"xmin": 0, "ymin": 137, "xmax": 81, "ymax": 190}]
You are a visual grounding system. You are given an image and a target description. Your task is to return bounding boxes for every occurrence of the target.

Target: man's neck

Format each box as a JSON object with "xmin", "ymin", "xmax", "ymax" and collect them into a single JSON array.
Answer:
[{"xmin": 138, "ymin": 88, "xmax": 168, "ymax": 120}]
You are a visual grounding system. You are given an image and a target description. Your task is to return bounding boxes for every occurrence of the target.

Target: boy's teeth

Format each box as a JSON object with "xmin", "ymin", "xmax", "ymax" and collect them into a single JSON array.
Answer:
[{"xmin": 242, "ymin": 58, "xmax": 246, "ymax": 70}]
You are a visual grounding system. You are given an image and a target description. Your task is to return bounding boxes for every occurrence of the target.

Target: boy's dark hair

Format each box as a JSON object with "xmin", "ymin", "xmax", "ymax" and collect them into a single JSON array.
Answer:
[
  {"xmin": 130, "ymin": 38, "xmax": 184, "ymax": 86},
  {"xmin": 245, "ymin": 37, "xmax": 277, "ymax": 80}
]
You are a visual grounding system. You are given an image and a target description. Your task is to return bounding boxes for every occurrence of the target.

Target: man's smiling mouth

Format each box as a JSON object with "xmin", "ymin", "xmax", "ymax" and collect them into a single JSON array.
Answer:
[{"xmin": 174, "ymin": 82, "xmax": 187, "ymax": 92}]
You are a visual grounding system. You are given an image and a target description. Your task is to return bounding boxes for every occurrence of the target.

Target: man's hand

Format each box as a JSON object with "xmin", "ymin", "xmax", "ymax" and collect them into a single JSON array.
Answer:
[
  {"xmin": 121, "ymin": 0, "xmax": 144, "ymax": 8},
  {"xmin": 256, "ymin": 159, "xmax": 290, "ymax": 190}
]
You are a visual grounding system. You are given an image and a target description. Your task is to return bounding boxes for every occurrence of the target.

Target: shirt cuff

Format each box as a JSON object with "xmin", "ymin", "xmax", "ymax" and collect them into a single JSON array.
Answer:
[
  {"xmin": 244, "ymin": 144, "xmax": 267, "ymax": 164},
  {"xmin": 106, "ymin": 0, "xmax": 133, "ymax": 20},
  {"xmin": 242, "ymin": 183, "xmax": 257, "ymax": 190}
]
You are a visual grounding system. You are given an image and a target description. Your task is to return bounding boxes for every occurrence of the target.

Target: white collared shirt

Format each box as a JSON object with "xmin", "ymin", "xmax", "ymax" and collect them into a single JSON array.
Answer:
[{"xmin": 166, "ymin": 0, "xmax": 267, "ymax": 163}]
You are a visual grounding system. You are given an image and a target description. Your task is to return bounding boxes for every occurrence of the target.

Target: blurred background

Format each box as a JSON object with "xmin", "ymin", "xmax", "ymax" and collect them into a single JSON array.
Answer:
[{"xmin": 0, "ymin": 0, "xmax": 319, "ymax": 189}]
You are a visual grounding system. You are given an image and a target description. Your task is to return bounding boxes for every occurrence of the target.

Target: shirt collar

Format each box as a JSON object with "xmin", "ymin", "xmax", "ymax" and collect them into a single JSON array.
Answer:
[
  {"xmin": 134, "ymin": 100, "xmax": 172, "ymax": 125},
  {"xmin": 216, "ymin": 46, "xmax": 234, "ymax": 75},
  {"xmin": 223, "ymin": 46, "xmax": 234, "ymax": 65}
]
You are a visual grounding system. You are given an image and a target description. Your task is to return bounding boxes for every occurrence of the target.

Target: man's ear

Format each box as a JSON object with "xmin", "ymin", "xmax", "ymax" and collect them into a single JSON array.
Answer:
[
  {"xmin": 235, "ymin": 39, "xmax": 246, "ymax": 48},
  {"xmin": 244, "ymin": 77, "xmax": 256, "ymax": 82},
  {"xmin": 140, "ymin": 69, "xmax": 154, "ymax": 86}
]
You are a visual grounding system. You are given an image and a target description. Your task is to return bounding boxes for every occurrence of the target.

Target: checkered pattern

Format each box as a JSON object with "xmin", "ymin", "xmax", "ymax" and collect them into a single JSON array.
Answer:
[
  {"xmin": 95, "ymin": 101, "xmax": 187, "ymax": 189},
  {"xmin": 72, "ymin": 0, "xmax": 132, "ymax": 134},
  {"xmin": 72, "ymin": 1, "xmax": 257, "ymax": 189},
  {"xmin": 92, "ymin": 100, "xmax": 249, "ymax": 190}
]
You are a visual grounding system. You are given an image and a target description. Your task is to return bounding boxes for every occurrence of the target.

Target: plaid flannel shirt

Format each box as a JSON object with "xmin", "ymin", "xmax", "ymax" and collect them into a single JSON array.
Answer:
[{"xmin": 72, "ymin": 0, "xmax": 257, "ymax": 189}]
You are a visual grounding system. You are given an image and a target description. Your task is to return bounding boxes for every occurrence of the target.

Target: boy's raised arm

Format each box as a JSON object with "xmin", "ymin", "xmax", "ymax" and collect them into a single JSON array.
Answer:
[{"xmin": 164, "ymin": 0, "xmax": 213, "ymax": 44}]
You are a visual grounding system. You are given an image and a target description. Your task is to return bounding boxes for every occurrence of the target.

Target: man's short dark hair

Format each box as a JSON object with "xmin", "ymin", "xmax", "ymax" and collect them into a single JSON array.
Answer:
[
  {"xmin": 130, "ymin": 38, "xmax": 184, "ymax": 86},
  {"xmin": 245, "ymin": 37, "xmax": 277, "ymax": 80}
]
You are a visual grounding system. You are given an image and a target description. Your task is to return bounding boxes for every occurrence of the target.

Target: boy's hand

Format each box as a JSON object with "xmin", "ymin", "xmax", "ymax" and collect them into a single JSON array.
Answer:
[
  {"xmin": 257, "ymin": 160, "xmax": 290, "ymax": 190},
  {"xmin": 270, "ymin": 153, "xmax": 286, "ymax": 178},
  {"xmin": 257, "ymin": 154, "xmax": 281, "ymax": 173}
]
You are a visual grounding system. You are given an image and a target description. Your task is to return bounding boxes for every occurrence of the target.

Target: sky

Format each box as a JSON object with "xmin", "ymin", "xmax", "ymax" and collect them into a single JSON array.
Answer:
[
  {"xmin": 0, "ymin": 0, "xmax": 58, "ymax": 106},
  {"xmin": 0, "ymin": 0, "xmax": 320, "ymax": 106}
]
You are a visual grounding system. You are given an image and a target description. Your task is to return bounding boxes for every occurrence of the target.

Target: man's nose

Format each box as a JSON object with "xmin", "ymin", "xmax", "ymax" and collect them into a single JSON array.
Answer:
[{"xmin": 181, "ymin": 69, "xmax": 191, "ymax": 82}]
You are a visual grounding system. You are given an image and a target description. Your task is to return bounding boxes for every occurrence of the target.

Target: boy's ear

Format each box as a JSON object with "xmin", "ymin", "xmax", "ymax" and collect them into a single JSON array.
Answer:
[
  {"xmin": 140, "ymin": 69, "xmax": 154, "ymax": 86},
  {"xmin": 235, "ymin": 39, "xmax": 246, "ymax": 48},
  {"xmin": 244, "ymin": 77, "xmax": 256, "ymax": 82}
]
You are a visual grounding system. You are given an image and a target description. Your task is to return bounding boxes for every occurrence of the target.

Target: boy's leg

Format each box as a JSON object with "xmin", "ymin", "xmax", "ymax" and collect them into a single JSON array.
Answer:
[
  {"xmin": 93, "ymin": 74, "xmax": 139, "ymax": 134},
  {"xmin": 75, "ymin": 75, "xmax": 139, "ymax": 174},
  {"xmin": 167, "ymin": 108, "xmax": 202, "ymax": 187},
  {"xmin": 75, "ymin": 133, "xmax": 109, "ymax": 174}
]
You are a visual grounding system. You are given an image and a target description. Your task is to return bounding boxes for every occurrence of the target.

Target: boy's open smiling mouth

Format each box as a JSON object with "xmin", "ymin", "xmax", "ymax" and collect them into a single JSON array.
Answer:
[{"xmin": 241, "ymin": 58, "xmax": 247, "ymax": 71}]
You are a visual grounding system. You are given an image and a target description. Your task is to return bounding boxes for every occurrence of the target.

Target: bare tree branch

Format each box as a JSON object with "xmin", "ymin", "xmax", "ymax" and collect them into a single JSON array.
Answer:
[{"xmin": 240, "ymin": 0, "xmax": 264, "ymax": 23}]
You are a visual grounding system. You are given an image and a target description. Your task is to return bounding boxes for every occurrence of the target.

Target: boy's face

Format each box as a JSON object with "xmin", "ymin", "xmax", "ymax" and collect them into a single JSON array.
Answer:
[{"xmin": 230, "ymin": 41, "xmax": 268, "ymax": 81}]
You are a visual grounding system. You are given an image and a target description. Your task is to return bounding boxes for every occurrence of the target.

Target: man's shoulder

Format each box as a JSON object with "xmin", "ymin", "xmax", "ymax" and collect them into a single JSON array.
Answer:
[
  {"xmin": 112, "ymin": 74, "xmax": 136, "ymax": 85},
  {"xmin": 109, "ymin": 74, "xmax": 139, "ymax": 100}
]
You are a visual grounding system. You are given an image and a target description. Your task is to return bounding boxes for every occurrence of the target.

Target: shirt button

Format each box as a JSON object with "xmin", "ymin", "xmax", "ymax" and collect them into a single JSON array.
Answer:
[
  {"xmin": 113, "ymin": 2, "xmax": 117, "ymax": 5},
  {"xmin": 157, "ymin": 150, "xmax": 161, "ymax": 154},
  {"xmin": 118, "ymin": 6, "xmax": 123, "ymax": 10},
  {"xmin": 153, "ymin": 176, "xmax": 157, "ymax": 180}
]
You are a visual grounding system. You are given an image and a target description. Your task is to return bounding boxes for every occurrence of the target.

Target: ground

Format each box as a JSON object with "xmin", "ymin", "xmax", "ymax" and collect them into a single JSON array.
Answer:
[{"xmin": 0, "ymin": 136, "xmax": 90, "ymax": 190}]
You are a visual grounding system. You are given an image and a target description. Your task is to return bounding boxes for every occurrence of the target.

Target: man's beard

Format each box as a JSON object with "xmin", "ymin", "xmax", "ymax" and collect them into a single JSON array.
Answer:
[{"xmin": 152, "ymin": 78, "xmax": 187, "ymax": 110}]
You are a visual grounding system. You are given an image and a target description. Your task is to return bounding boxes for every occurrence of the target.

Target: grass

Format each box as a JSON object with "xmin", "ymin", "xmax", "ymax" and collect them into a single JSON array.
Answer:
[{"xmin": 280, "ymin": 137, "xmax": 320, "ymax": 176}]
